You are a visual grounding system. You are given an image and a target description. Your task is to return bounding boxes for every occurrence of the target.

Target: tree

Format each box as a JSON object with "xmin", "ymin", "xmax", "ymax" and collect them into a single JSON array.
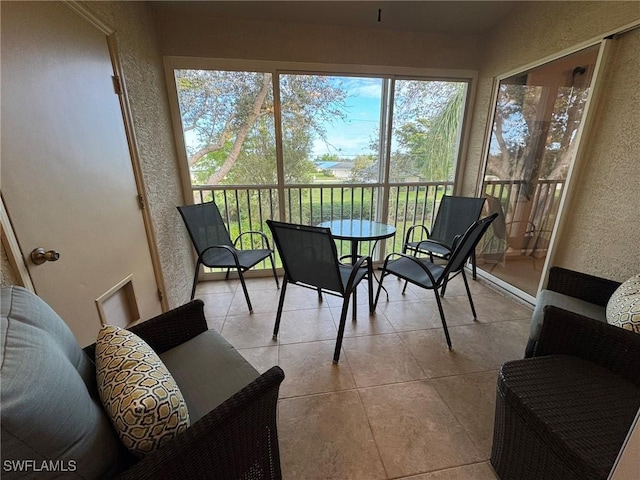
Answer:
[
  {"xmin": 352, "ymin": 81, "xmax": 466, "ymax": 183},
  {"xmin": 175, "ymin": 70, "xmax": 347, "ymax": 185},
  {"xmin": 488, "ymin": 80, "xmax": 591, "ymax": 184}
]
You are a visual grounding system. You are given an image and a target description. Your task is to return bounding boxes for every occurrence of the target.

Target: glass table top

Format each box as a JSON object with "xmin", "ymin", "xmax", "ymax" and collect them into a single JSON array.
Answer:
[{"xmin": 316, "ymin": 219, "xmax": 396, "ymax": 241}]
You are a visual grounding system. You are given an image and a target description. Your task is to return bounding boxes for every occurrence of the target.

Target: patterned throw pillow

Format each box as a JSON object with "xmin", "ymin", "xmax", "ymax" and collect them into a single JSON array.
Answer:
[
  {"xmin": 606, "ymin": 274, "xmax": 640, "ymax": 333},
  {"xmin": 95, "ymin": 325, "xmax": 190, "ymax": 456}
]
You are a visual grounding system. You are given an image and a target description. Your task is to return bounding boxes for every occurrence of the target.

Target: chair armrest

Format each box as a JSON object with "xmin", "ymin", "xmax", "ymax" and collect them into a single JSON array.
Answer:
[
  {"xmin": 403, "ymin": 225, "xmax": 431, "ymax": 249},
  {"xmin": 234, "ymin": 230, "xmax": 273, "ymax": 251},
  {"xmin": 535, "ymin": 306, "xmax": 640, "ymax": 386},
  {"xmin": 116, "ymin": 366, "xmax": 285, "ymax": 480},
  {"xmin": 546, "ymin": 266, "xmax": 620, "ymax": 307},
  {"xmin": 128, "ymin": 300, "xmax": 208, "ymax": 355}
]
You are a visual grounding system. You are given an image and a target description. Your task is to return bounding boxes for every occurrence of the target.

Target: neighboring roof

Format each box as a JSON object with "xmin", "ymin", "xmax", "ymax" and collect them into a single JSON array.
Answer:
[{"xmin": 315, "ymin": 161, "xmax": 354, "ymax": 170}]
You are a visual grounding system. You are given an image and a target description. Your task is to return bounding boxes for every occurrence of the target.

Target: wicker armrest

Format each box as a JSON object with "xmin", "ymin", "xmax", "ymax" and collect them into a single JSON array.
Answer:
[
  {"xmin": 83, "ymin": 300, "xmax": 208, "ymax": 361},
  {"xmin": 535, "ymin": 306, "xmax": 640, "ymax": 386},
  {"xmin": 127, "ymin": 300, "xmax": 208, "ymax": 354},
  {"xmin": 546, "ymin": 266, "xmax": 620, "ymax": 307},
  {"xmin": 116, "ymin": 366, "xmax": 285, "ymax": 480}
]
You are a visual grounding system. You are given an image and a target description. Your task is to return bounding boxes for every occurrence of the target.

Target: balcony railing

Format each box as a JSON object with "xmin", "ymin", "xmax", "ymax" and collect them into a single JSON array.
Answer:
[
  {"xmin": 192, "ymin": 179, "xmax": 564, "ymax": 274},
  {"xmin": 482, "ymin": 179, "xmax": 565, "ymax": 256}
]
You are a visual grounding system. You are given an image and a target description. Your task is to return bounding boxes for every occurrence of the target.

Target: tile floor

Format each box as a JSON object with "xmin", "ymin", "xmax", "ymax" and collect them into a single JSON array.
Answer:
[{"xmin": 194, "ymin": 272, "xmax": 533, "ymax": 480}]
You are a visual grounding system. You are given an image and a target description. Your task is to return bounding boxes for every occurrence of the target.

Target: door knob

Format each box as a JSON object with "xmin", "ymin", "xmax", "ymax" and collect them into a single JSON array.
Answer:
[{"xmin": 30, "ymin": 248, "xmax": 60, "ymax": 265}]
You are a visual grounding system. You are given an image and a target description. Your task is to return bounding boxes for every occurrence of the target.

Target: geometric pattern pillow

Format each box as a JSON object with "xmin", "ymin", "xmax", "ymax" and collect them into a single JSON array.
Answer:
[
  {"xmin": 606, "ymin": 273, "xmax": 640, "ymax": 334},
  {"xmin": 95, "ymin": 325, "xmax": 190, "ymax": 456}
]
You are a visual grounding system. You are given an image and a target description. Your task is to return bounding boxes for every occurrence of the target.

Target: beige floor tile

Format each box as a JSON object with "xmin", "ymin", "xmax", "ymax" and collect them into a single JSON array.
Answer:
[
  {"xmin": 278, "ymin": 341, "xmax": 356, "ymax": 398},
  {"xmin": 375, "ymin": 298, "xmax": 442, "ymax": 331},
  {"xmin": 400, "ymin": 328, "xmax": 483, "ymax": 377},
  {"xmin": 236, "ymin": 345, "xmax": 279, "ymax": 374},
  {"xmin": 276, "ymin": 307, "xmax": 338, "ymax": 345},
  {"xmin": 432, "ymin": 371, "xmax": 499, "ymax": 457},
  {"xmin": 342, "ymin": 334, "xmax": 426, "ymax": 387},
  {"xmin": 400, "ymin": 320, "xmax": 529, "ymax": 378},
  {"xmin": 449, "ymin": 320, "xmax": 529, "ymax": 369},
  {"xmin": 278, "ymin": 391, "xmax": 387, "ymax": 480},
  {"xmin": 220, "ymin": 312, "xmax": 278, "ymax": 349},
  {"xmin": 195, "ymin": 278, "xmax": 238, "ymax": 295},
  {"xmin": 243, "ymin": 275, "xmax": 282, "ymax": 291},
  {"xmin": 274, "ymin": 283, "xmax": 332, "ymax": 312},
  {"xmin": 227, "ymin": 286, "xmax": 283, "ymax": 315},
  {"xmin": 360, "ymin": 381, "xmax": 484, "ymax": 478},
  {"xmin": 203, "ymin": 276, "xmax": 535, "ymax": 479},
  {"xmin": 197, "ymin": 292, "xmax": 234, "ymax": 328},
  {"xmin": 465, "ymin": 291, "xmax": 532, "ymax": 321},
  {"xmin": 399, "ymin": 462, "xmax": 498, "ymax": 479},
  {"xmin": 329, "ymin": 307, "xmax": 396, "ymax": 337}
]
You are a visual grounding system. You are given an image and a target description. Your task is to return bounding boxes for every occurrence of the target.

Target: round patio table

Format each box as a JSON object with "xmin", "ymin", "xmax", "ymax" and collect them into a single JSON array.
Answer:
[{"xmin": 316, "ymin": 219, "xmax": 396, "ymax": 264}]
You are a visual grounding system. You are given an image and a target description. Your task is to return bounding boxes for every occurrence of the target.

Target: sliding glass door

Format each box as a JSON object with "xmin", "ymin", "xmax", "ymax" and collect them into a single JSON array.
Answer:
[{"xmin": 478, "ymin": 45, "xmax": 600, "ymax": 296}]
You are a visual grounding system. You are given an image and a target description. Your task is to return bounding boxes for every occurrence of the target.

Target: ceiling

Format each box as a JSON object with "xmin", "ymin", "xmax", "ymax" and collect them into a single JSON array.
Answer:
[{"xmin": 148, "ymin": 1, "xmax": 524, "ymax": 35}]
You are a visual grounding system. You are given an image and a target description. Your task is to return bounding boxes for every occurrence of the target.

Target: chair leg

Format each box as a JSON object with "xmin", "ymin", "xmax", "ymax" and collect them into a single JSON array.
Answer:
[
  {"xmin": 273, "ymin": 279, "xmax": 288, "ymax": 339},
  {"xmin": 269, "ymin": 252, "xmax": 280, "ymax": 288},
  {"xmin": 352, "ymin": 288, "xmax": 357, "ymax": 321},
  {"xmin": 237, "ymin": 270, "xmax": 253, "ymax": 313},
  {"xmin": 441, "ymin": 274, "xmax": 449, "ymax": 297},
  {"xmin": 190, "ymin": 260, "xmax": 201, "ymax": 300},
  {"xmin": 374, "ymin": 271, "xmax": 388, "ymax": 310},
  {"xmin": 461, "ymin": 270, "xmax": 478, "ymax": 320},
  {"xmin": 368, "ymin": 270, "xmax": 374, "ymax": 314},
  {"xmin": 333, "ymin": 295, "xmax": 351, "ymax": 364},
  {"xmin": 471, "ymin": 250, "xmax": 478, "ymax": 280},
  {"xmin": 433, "ymin": 291, "xmax": 452, "ymax": 349}
]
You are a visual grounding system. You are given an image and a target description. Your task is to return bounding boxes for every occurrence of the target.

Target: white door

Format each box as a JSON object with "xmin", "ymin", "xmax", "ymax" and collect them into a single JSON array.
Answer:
[{"xmin": 1, "ymin": 2, "xmax": 162, "ymax": 346}]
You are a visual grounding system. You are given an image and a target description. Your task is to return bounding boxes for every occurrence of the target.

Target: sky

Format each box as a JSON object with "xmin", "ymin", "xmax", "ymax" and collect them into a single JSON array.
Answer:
[{"xmin": 311, "ymin": 76, "xmax": 383, "ymax": 160}]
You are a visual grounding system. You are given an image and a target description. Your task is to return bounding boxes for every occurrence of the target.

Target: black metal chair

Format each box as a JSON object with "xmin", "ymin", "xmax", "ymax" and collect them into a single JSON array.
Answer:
[
  {"xmin": 267, "ymin": 220, "xmax": 374, "ymax": 364},
  {"xmin": 377, "ymin": 213, "xmax": 498, "ymax": 349},
  {"xmin": 403, "ymin": 195, "xmax": 486, "ymax": 279},
  {"xmin": 177, "ymin": 201, "xmax": 279, "ymax": 312}
]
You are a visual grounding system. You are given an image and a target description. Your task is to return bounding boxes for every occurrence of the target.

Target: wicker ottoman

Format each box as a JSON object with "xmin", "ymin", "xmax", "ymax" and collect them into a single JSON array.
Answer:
[{"xmin": 491, "ymin": 355, "xmax": 640, "ymax": 480}]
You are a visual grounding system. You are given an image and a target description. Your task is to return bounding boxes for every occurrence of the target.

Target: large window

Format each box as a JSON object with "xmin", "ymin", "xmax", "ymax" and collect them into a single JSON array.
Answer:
[{"xmin": 169, "ymin": 62, "xmax": 471, "ymax": 270}]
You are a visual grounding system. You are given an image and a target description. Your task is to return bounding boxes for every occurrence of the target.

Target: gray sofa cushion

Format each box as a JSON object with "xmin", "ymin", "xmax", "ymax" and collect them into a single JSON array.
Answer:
[
  {"xmin": 530, "ymin": 289, "xmax": 607, "ymax": 341},
  {"xmin": 1, "ymin": 286, "xmax": 129, "ymax": 479},
  {"xmin": 160, "ymin": 329, "xmax": 259, "ymax": 423}
]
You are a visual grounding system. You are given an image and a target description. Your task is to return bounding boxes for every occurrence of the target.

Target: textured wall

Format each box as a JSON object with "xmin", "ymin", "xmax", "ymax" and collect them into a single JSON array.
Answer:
[
  {"xmin": 1, "ymin": 243, "xmax": 19, "ymax": 287},
  {"xmin": 554, "ymin": 29, "xmax": 640, "ymax": 280},
  {"xmin": 155, "ymin": 14, "xmax": 484, "ymax": 70},
  {"xmin": 462, "ymin": 2, "xmax": 640, "ymax": 281},
  {"xmin": 82, "ymin": 1, "xmax": 193, "ymax": 307}
]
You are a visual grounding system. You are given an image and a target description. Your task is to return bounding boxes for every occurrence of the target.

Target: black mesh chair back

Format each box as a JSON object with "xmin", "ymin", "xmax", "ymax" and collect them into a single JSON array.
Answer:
[
  {"xmin": 404, "ymin": 195, "xmax": 486, "ymax": 279},
  {"xmin": 178, "ymin": 201, "xmax": 233, "ymax": 255},
  {"xmin": 267, "ymin": 221, "xmax": 344, "ymax": 294},
  {"xmin": 430, "ymin": 196, "xmax": 486, "ymax": 247},
  {"xmin": 377, "ymin": 213, "xmax": 497, "ymax": 350},
  {"xmin": 443, "ymin": 213, "xmax": 499, "ymax": 275},
  {"xmin": 267, "ymin": 219, "xmax": 374, "ymax": 363},
  {"xmin": 177, "ymin": 201, "xmax": 278, "ymax": 311}
]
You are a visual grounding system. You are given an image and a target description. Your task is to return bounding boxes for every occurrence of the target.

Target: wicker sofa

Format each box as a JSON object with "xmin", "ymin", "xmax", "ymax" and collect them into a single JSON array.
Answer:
[
  {"xmin": 525, "ymin": 266, "xmax": 621, "ymax": 357},
  {"xmin": 491, "ymin": 305, "xmax": 640, "ymax": 480},
  {"xmin": 1, "ymin": 286, "xmax": 284, "ymax": 479}
]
